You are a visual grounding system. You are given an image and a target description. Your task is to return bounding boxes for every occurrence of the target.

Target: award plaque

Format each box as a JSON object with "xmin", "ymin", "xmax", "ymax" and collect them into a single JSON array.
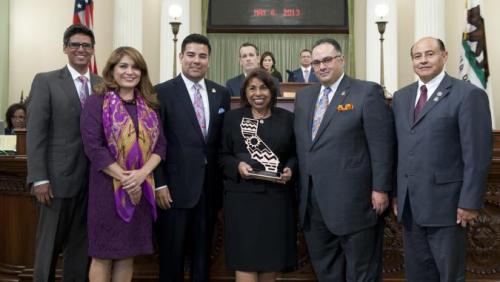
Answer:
[{"xmin": 240, "ymin": 117, "xmax": 281, "ymax": 181}]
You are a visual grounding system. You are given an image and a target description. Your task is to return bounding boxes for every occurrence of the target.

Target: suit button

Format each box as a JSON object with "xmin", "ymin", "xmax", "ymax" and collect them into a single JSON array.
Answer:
[
  {"xmin": 410, "ymin": 130, "xmax": 415, "ymax": 135},
  {"xmin": 409, "ymin": 151, "xmax": 414, "ymax": 156},
  {"xmin": 404, "ymin": 173, "xmax": 408, "ymax": 178}
]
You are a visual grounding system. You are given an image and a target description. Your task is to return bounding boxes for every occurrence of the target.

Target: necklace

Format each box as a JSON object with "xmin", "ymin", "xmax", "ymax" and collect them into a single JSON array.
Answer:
[
  {"xmin": 120, "ymin": 96, "xmax": 136, "ymax": 105},
  {"xmin": 251, "ymin": 109, "xmax": 271, "ymax": 124}
]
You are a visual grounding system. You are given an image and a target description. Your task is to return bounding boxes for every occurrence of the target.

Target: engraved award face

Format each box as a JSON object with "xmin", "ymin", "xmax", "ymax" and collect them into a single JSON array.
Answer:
[{"xmin": 240, "ymin": 117, "xmax": 281, "ymax": 181}]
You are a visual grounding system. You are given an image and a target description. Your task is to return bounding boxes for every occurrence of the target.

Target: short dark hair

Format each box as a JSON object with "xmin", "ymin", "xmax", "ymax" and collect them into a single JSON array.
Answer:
[
  {"xmin": 312, "ymin": 38, "xmax": 342, "ymax": 54},
  {"xmin": 410, "ymin": 37, "xmax": 446, "ymax": 57},
  {"xmin": 260, "ymin": 51, "xmax": 277, "ymax": 69},
  {"xmin": 240, "ymin": 69, "xmax": 278, "ymax": 108},
  {"xmin": 300, "ymin": 49, "xmax": 312, "ymax": 56},
  {"xmin": 5, "ymin": 103, "xmax": 26, "ymax": 130},
  {"xmin": 240, "ymin": 42, "xmax": 259, "ymax": 56},
  {"xmin": 181, "ymin": 33, "xmax": 211, "ymax": 55},
  {"xmin": 63, "ymin": 24, "xmax": 95, "ymax": 46}
]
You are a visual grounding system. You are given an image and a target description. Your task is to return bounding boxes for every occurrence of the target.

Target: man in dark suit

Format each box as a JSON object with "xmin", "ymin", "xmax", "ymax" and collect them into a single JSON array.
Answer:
[
  {"xmin": 27, "ymin": 24, "xmax": 101, "ymax": 282},
  {"xmin": 226, "ymin": 42, "xmax": 281, "ymax": 97},
  {"xmin": 392, "ymin": 37, "xmax": 492, "ymax": 282},
  {"xmin": 154, "ymin": 33, "xmax": 231, "ymax": 282},
  {"xmin": 287, "ymin": 49, "xmax": 319, "ymax": 83},
  {"xmin": 294, "ymin": 38, "xmax": 394, "ymax": 281}
]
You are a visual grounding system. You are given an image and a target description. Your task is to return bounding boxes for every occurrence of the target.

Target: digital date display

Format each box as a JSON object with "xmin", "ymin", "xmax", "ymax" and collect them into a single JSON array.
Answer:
[{"xmin": 208, "ymin": 0, "xmax": 348, "ymax": 32}]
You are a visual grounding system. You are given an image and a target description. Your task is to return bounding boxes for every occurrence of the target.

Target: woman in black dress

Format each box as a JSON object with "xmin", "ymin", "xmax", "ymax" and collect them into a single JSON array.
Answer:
[{"xmin": 221, "ymin": 69, "xmax": 297, "ymax": 282}]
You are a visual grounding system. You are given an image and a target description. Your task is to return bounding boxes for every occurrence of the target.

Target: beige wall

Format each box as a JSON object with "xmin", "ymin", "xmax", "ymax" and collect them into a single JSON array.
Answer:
[{"xmin": 7, "ymin": 0, "xmax": 500, "ymax": 126}]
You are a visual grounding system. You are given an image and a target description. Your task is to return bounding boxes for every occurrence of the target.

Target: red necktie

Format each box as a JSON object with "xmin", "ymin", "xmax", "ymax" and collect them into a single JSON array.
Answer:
[{"xmin": 414, "ymin": 85, "xmax": 427, "ymax": 122}]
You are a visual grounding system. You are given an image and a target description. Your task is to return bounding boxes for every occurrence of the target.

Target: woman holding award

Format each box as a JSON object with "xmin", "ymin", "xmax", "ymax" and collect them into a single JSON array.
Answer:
[{"xmin": 221, "ymin": 69, "xmax": 297, "ymax": 282}]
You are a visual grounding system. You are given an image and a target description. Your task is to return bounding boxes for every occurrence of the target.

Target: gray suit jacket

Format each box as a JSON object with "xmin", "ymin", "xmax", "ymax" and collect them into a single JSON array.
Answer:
[
  {"xmin": 392, "ymin": 73, "xmax": 492, "ymax": 226},
  {"xmin": 27, "ymin": 66, "xmax": 101, "ymax": 198},
  {"xmin": 294, "ymin": 75, "xmax": 395, "ymax": 235}
]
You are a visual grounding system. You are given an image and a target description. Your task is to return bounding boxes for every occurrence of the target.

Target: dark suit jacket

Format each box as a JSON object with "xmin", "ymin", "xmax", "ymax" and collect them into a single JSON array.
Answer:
[
  {"xmin": 226, "ymin": 73, "xmax": 282, "ymax": 97},
  {"xmin": 220, "ymin": 106, "xmax": 297, "ymax": 192},
  {"xmin": 392, "ymin": 73, "xmax": 492, "ymax": 226},
  {"xmin": 154, "ymin": 75, "xmax": 231, "ymax": 208},
  {"xmin": 27, "ymin": 66, "xmax": 101, "ymax": 198},
  {"xmin": 294, "ymin": 75, "xmax": 395, "ymax": 235},
  {"xmin": 287, "ymin": 68, "xmax": 319, "ymax": 83}
]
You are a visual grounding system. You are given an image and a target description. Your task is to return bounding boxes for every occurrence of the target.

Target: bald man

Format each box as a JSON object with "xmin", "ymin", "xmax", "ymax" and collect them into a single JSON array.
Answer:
[{"xmin": 391, "ymin": 37, "xmax": 492, "ymax": 281}]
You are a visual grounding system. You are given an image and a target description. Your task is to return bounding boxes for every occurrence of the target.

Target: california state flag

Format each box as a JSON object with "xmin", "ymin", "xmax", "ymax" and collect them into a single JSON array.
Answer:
[{"xmin": 459, "ymin": 0, "xmax": 494, "ymax": 128}]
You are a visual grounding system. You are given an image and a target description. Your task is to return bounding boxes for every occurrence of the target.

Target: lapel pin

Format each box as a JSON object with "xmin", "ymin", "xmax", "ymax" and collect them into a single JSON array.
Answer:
[
  {"xmin": 436, "ymin": 91, "xmax": 443, "ymax": 97},
  {"xmin": 340, "ymin": 91, "xmax": 346, "ymax": 96},
  {"xmin": 211, "ymin": 88, "xmax": 216, "ymax": 93},
  {"xmin": 433, "ymin": 97, "xmax": 439, "ymax": 102}
]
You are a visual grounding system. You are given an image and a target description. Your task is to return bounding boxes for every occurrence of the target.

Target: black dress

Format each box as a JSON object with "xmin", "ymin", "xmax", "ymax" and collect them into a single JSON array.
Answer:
[{"xmin": 220, "ymin": 106, "xmax": 297, "ymax": 272}]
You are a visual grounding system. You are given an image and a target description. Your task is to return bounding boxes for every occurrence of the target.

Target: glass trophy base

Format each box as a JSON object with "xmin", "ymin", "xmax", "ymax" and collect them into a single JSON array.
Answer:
[{"xmin": 248, "ymin": 170, "xmax": 282, "ymax": 182}]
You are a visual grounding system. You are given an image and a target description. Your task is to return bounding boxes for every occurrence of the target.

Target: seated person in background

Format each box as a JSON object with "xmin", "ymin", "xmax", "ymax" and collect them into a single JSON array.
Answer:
[
  {"xmin": 260, "ymin": 51, "xmax": 283, "ymax": 82},
  {"xmin": 287, "ymin": 49, "xmax": 318, "ymax": 83},
  {"xmin": 226, "ymin": 42, "xmax": 281, "ymax": 97},
  {"xmin": 4, "ymin": 103, "xmax": 26, "ymax": 134}
]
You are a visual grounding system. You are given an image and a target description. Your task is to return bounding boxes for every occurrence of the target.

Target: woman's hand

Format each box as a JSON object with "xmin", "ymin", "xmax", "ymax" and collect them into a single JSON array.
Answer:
[
  {"xmin": 277, "ymin": 167, "xmax": 292, "ymax": 184},
  {"xmin": 121, "ymin": 169, "xmax": 148, "ymax": 191},
  {"xmin": 238, "ymin": 162, "xmax": 253, "ymax": 179},
  {"xmin": 128, "ymin": 188, "xmax": 142, "ymax": 205}
]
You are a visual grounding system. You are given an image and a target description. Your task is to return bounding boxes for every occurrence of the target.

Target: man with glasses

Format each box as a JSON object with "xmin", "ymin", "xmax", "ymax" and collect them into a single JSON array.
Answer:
[
  {"xmin": 27, "ymin": 24, "xmax": 101, "ymax": 281},
  {"xmin": 287, "ymin": 49, "xmax": 319, "ymax": 83},
  {"xmin": 294, "ymin": 38, "xmax": 394, "ymax": 280},
  {"xmin": 392, "ymin": 37, "xmax": 492, "ymax": 281}
]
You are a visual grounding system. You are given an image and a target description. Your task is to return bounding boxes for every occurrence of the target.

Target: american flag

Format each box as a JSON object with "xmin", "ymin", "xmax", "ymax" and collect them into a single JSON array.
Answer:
[{"xmin": 73, "ymin": 0, "xmax": 98, "ymax": 74}]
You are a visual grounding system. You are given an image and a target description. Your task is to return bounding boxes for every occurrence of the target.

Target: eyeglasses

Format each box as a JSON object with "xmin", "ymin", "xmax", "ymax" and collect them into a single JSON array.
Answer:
[
  {"xmin": 311, "ymin": 55, "xmax": 341, "ymax": 67},
  {"xmin": 67, "ymin": 42, "xmax": 94, "ymax": 51}
]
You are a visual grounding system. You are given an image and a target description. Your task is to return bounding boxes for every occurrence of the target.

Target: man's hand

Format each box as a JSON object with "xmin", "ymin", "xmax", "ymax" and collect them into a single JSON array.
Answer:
[
  {"xmin": 238, "ymin": 162, "xmax": 253, "ymax": 179},
  {"xmin": 33, "ymin": 183, "xmax": 54, "ymax": 205},
  {"xmin": 457, "ymin": 208, "xmax": 479, "ymax": 227},
  {"xmin": 372, "ymin": 190, "xmax": 389, "ymax": 215},
  {"xmin": 156, "ymin": 187, "xmax": 173, "ymax": 210},
  {"xmin": 392, "ymin": 197, "xmax": 398, "ymax": 217}
]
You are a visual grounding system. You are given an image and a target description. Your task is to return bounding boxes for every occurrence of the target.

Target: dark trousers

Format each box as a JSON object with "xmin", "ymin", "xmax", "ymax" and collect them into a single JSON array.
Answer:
[
  {"xmin": 33, "ymin": 187, "xmax": 89, "ymax": 282},
  {"xmin": 155, "ymin": 187, "xmax": 214, "ymax": 282},
  {"xmin": 402, "ymin": 196, "xmax": 466, "ymax": 282},
  {"xmin": 303, "ymin": 185, "xmax": 383, "ymax": 282}
]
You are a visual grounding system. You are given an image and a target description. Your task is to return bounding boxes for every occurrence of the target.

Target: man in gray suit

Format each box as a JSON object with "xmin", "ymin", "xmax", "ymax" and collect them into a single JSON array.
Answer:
[
  {"xmin": 392, "ymin": 37, "xmax": 492, "ymax": 282},
  {"xmin": 294, "ymin": 38, "xmax": 394, "ymax": 281},
  {"xmin": 27, "ymin": 24, "xmax": 101, "ymax": 282}
]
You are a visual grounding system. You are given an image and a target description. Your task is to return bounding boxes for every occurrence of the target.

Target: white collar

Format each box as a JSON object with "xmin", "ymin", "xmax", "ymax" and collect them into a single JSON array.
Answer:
[{"xmin": 67, "ymin": 64, "xmax": 90, "ymax": 81}]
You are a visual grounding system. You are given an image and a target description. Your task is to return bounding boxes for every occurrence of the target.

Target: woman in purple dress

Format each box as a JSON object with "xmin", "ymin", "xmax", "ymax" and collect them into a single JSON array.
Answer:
[{"xmin": 80, "ymin": 46, "xmax": 166, "ymax": 281}]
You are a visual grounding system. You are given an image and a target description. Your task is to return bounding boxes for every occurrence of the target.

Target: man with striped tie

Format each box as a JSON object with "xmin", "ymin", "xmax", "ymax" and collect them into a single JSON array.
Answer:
[
  {"xmin": 27, "ymin": 24, "xmax": 102, "ymax": 281},
  {"xmin": 154, "ymin": 33, "xmax": 230, "ymax": 282},
  {"xmin": 294, "ymin": 38, "xmax": 394, "ymax": 281}
]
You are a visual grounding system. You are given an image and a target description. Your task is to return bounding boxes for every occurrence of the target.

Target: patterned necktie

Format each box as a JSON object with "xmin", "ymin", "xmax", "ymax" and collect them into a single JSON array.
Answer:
[
  {"xmin": 77, "ymin": 76, "xmax": 90, "ymax": 105},
  {"xmin": 193, "ymin": 83, "xmax": 207, "ymax": 137},
  {"xmin": 304, "ymin": 69, "xmax": 309, "ymax": 83},
  {"xmin": 312, "ymin": 87, "xmax": 331, "ymax": 140},
  {"xmin": 414, "ymin": 85, "xmax": 427, "ymax": 122}
]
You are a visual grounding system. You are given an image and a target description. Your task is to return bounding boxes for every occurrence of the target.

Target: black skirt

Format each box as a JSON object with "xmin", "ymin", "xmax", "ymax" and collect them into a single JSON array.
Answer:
[{"xmin": 223, "ymin": 185, "xmax": 298, "ymax": 272}]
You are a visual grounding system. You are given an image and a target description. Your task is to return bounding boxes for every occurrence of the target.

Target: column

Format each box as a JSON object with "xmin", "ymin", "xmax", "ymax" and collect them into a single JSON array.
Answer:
[
  {"xmin": 414, "ymin": 0, "xmax": 445, "ymax": 40},
  {"xmin": 113, "ymin": 0, "xmax": 143, "ymax": 51}
]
